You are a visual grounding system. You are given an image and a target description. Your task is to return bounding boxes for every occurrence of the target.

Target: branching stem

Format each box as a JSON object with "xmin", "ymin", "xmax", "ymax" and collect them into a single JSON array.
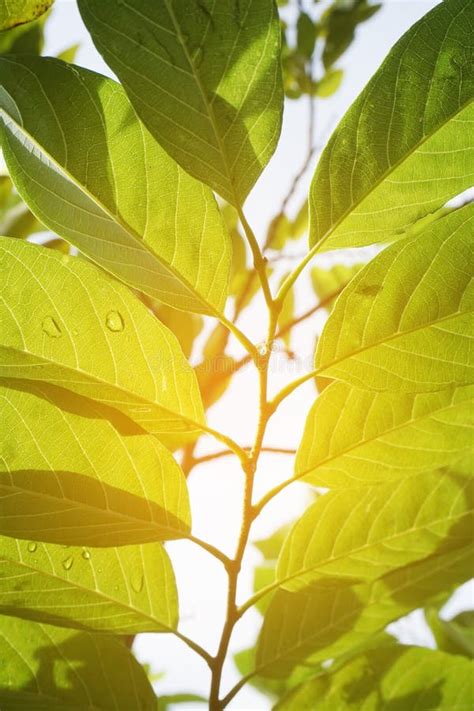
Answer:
[{"xmin": 207, "ymin": 301, "xmax": 281, "ymax": 709}]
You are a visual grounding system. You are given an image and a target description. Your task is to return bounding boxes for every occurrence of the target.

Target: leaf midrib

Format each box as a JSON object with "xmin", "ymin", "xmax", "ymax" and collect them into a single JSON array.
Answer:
[
  {"xmin": 256, "ymin": 545, "xmax": 472, "ymax": 674},
  {"xmin": 0, "ymin": 97, "xmax": 220, "ymax": 317},
  {"xmin": 317, "ymin": 304, "xmax": 473, "ymax": 378},
  {"xmin": 0, "ymin": 553, "xmax": 176, "ymax": 633},
  {"xmin": 297, "ymin": 386, "xmax": 473, "ymax": 481},
  {"xmin": 0, "ymin": 345, "xmax": 204, "ymax": 435},
  {"xmin": 277, "ymin": 499, "xmax": 472, "ymax": 591},
  {"xmin": 163, "ymin": 0, "xmax": 239, "ymax": 205},
  {"xmin": 312, "ymin": 96, "xmax": 474, "ymax": 251},
  {"xmin": 0, "ymin": 478, "xmax": 187, "ymax": 539}
]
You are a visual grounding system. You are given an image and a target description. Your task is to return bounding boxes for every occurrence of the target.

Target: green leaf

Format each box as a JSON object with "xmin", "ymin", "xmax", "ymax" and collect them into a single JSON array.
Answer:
[
  {"xmin": 0, "ymin": 381, "xmax": 191, "ymax": 546},
  {"xmin": 77, "ymin": 0, "xmax": 283, "ymax": 205},
  {"xmin": 0, "ymin": 14, "xmax": 45, "ymax": 54},
  {"xmin": 297, "ymin": 12, "xmax": 316, "ymax": 59},
  {"xmin": 149, "ymin": 302, "xmax": 203, "ymax": 360},
  {"xmin": 311, "ymin": 0, "xmax": 474, "ymax": 251},
  {"xmin": 157, "ymin": 694, "xmax": 206, "ymax": 710},
  {"xmin": 235, "ymin": 645, "xmax": 316, "ymax": 701},
  {"xmin": 277, "ymin": 470, "xmax": 473, "ymax": 592},
  {"xmin": 256, "ymin": 544, "xmax": 473, "ymax": 678},
  {"xmin": 0, "ymin": 616, "xmax": 157, "ymax": 710},
  {"xmin": 426, "ymin": 608, "xmax": 474, "ymax": 658},
  {"xmin": 276, "ymin": 645, "xmax": 474, "ymax": 710},
  {"xmin": 56, "ymin": 43, "xmax": 80, "ymax": 63},
  {"xmin": 0, "ymin": 176, "xmax": 42, "ymax": 240},
  {"xmin": 251, "ymin": 525, "xmax": 291, "ymax": 616},
  {"xmin": 290, "ymin": 200, "xmax": 308, "ymax": 239},
  {"xmin": 0, "ymin": 56, "xmax": 231, "ymax": 316},
  {"xmin": 310, "ymin": 262, "xmax": 363, "ymax": 312},
  {"xmin": 254, "ymin": 524, "xmax": 291, "ymax": 562},
  {"xmin": 0, "ymin": 238, "xmax": 205, "ymax": 436},
  {"xmin": 315, "ymin": 69, "xmax": 343, "ymax": 98},
  {"xmin": 322, "ymin": 0, "xmax": 381, "ymax": 70},
  {"xmin": 315, "ymin": 206, "xmax": 474, "ymax": 391},
  {"xmin": 0, "ymin": 0, "xmax": 53, "ymax": 30},
  {"xmin": 296, "ymin": 381, "xmax": 474, "ymax": 487},
  {"xmin": 0, "ymin": 536, "xmax": 177, "ymax": 633}
]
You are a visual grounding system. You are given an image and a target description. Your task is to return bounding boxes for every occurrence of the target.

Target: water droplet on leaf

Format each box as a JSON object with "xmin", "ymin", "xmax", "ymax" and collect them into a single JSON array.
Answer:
[
  {"xmin": 62, "ymin": 556, "xmax": 74, "ymax": 571},
  {"xmin": 82, "ymin": 549, "xmax": 91, "ymax": 560},
  {"xmin": 105, "ymin": 310, "xmax": 124, "ymax": 332},
  {"xmin": 131, "ymin": 571, "xmax": 144, "ymax": 593},
  {"xmin": 27, "ymin": 542, "xmax": 37, "ymax": 553},
  {"xmin": 42, "ymin": 316, "xmax": 62, "ymax": 338}
]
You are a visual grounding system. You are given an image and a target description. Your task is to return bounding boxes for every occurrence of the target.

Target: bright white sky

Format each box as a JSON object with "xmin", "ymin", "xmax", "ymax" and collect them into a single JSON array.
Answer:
[{"xmin": 43, "ymin": 2, "xmax": 472, "ymax": 709}]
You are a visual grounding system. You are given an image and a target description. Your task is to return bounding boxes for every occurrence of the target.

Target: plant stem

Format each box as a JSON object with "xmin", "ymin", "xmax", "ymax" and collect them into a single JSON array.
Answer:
[
  {"xmin": 198, "ymin": 423, "xmax": 249, "ymax": 464},
  {"xmin": 269, "ymin": 365, "xmax": 323, "ymax": 411},
  {"xmin": 189, "ymin": 446, "xmax": 296, "ymax": 468},
  {"xmin": 174, "ymin": 629, "xmax": 214, "ymax": 667},
  {"xmin": 187, "ymin": 535, "xmax": 233, "ymax": 569},
  {"xmin": 237, "ymin": 206, "xmax": 274, "ymax": 310},
  {"xmin": 208, "ymin": 303, "xmax": 280, "ymax": 709},
  {"xmin": 218, "ymin": 312, "xmax": 257, "ymax": 359}
]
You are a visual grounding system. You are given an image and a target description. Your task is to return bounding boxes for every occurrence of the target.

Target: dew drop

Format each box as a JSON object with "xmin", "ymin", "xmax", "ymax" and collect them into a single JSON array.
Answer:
[
  {"xmin": 62, "ymin": 556, "xmax": 74, "ymax": 571},
  {"xmin": 131, "ymin": 571, "xmax": 144, "ymax": 593},
  {"xmin": 42, "ymin": 316, "xmax": 62, "ymax": 338},
  {"xmin": 82, "ymin": 549, "xmax": 91, "ymax": 561},
  {"xmin": 105, "ymin": 310, "xmax": 124, "ymax": 332},
  {"xmin": 27, "ymin": 542, "xmax": 37, "ymax": 553},
  {"xmin": 257, "ymin": 343, "xmax": 268, "ymax": 356}
]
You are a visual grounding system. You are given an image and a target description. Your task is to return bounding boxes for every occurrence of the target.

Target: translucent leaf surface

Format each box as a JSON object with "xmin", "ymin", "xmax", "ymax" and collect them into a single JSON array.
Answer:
[
  {"xmin": 0, "ymin": 56, "xmax": 231, "ymax": 315},
  {"xmin": 316, "ymin": 206, "xmax": 474, "ymax": 391},
  {"xmin": 0, "ymin": 238, "xmax": 204, "ymax": 436},
  {"xmin": 310, "ymin": 0, "xmax": 474, "ymax": 251},
  {"xmin": 296, "ymin": 381, "xmax": 474, "ymax": 487},
  {"xmin": 0, "ymin": 382, "xmax": 191, "ymax": 546},
  {"xmin": 276, "ymin": 645, "xmax": 474, "ymax": 710},
  {"xmin": 277, "ymin": 470, "xmax": 473, "ymax": 592},
  {"xmin": 78, "ymin": 0, "xmax": 283, "ymax": 204},
  {"xmin": 0, "ymin": 616, "xmax": 157, "ymax": 710},
  {"xmin": 0, "ymin": 0, "xmax": 53, "ymax": 30},
  {"xmin": 256, "ymin": 544, "xmax": 473, "ymax": 678},
  {"xmin": 0, "ymin": 537, "xmax": 178, "ymax": 633}
]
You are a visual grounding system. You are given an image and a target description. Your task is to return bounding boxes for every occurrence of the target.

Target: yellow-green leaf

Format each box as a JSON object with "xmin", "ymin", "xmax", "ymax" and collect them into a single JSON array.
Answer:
[
  {"xmin": 310, "ymin": 263, "xmax": 363, "ymax": 312},
  {"xmin": 0, "ymin": 537, "xmax": 178, "ymax": 633},
  {"xmin": 0, "ymin": 616, "xmax": 157, "ymax": 710},
  {"xmin": 276, "ymin": 645, "xmax": 474, "ymax": 710},
  {"xmin": 78, "ymin": 0, "xmax": 284, "ymax": 205},
  {"xmin": 0, "ymin": 56, "xmax": 231, "ymax": 316},
  {"xmin": 310, "ymin": 0, "xmax": 474, "ymax": 251},
  {"xmin": 0, "ymin": 238, "xmax": 205, "ymax": 436},
  {"xmin": 315, "ymin": 206, "xmax": 474, "ymax": 391},
  {"xmin": 256, "ymin": 544, "xmax": 473, "ymax": 678},
  {"xmin": 296, "ymin": 381, "xmax": 474, "ymax": 487},
  {"xmin": 0, "ymin": 0, "xmax": 53, "ymax": 30},
  {"xmin": 0, "ymin": 381, "xmax": 191, "ymax": 546},
  {"xmin": 277, "ymin": 470, "xmax": 473, "ymax": 592}
]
